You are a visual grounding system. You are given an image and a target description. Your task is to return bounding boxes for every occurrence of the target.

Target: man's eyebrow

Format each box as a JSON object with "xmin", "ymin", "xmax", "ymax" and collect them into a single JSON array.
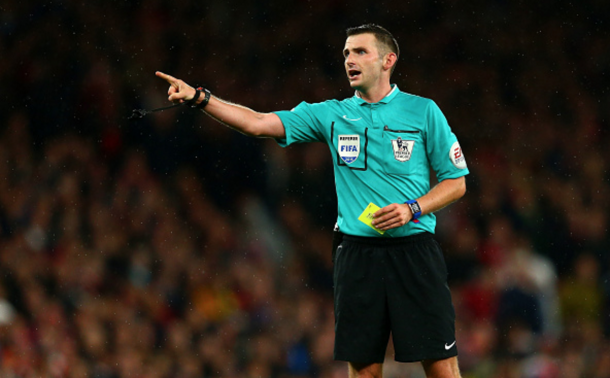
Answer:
[{"xmin": 343, "ymin": 46, "xmax": 365, "ymax": 55}]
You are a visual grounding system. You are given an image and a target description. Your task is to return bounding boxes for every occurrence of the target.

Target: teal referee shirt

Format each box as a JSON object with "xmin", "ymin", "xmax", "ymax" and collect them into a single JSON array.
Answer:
[{"xmin": 274, "ymin": 85, "xmax": 469, "ymax": 237}]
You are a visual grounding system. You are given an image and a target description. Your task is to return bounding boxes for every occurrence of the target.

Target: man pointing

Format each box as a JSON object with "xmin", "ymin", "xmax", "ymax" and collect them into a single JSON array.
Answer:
[{"xmin": 157, "ymin": 24, "xmax": 467, "ymax": 378}]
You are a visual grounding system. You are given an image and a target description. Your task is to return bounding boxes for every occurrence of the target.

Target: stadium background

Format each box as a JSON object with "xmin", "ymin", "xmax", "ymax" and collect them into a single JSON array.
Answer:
[{"xmin": 0, "ymin": 0, "xmax": 609, "ymax": 376}]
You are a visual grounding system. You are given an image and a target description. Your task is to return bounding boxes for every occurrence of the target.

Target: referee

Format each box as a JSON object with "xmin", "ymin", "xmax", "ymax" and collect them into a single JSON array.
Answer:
[{"xmin": 157, "ymin": 24, "xmax": 467, "ymax": 378}]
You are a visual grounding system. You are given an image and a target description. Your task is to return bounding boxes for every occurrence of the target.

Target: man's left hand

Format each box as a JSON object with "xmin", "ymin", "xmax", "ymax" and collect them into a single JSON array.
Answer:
[{"xmin": 371, "ymin": 203, "xmax": 413, "ymax": 231}]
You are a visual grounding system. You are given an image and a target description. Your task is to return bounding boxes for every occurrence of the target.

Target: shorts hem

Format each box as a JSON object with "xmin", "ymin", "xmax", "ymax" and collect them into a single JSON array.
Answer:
[{"xmin": 394, "ymin": 350, "xmax": 458, "ymax": 363}]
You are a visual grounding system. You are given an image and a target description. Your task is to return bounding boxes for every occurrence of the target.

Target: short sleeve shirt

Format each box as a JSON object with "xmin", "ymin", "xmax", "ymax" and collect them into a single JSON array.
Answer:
[{"xmin": 274, "ymin": 85, "xmax": 469, "ymax": 237}]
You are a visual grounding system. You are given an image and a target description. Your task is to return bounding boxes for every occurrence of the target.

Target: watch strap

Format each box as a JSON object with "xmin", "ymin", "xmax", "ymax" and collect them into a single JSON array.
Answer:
[{"xmin": 405, "ymin": 199, "xmax": 422, "ymax": 223}]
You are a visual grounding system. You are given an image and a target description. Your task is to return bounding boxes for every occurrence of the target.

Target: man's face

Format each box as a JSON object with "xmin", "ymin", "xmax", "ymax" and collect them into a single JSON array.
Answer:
[{"xmin": 343, "ymin": 33, "xmax": 386, "ymax": 91}]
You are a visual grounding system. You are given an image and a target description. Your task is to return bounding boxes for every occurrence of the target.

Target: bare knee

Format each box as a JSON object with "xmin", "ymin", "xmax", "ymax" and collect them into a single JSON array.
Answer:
[
  {"xmin": 421, "ymin": 356, "xmax": 461, "ymax": 378},
  {"xmin": 348, "ymin": 362, "xmax": 384, "ymax": 378}
]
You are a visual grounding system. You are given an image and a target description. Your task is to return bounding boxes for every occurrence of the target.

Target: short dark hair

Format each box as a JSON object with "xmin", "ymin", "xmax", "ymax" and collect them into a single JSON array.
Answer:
[{"xmin": 346, "ymin": 24, "xmax": 400, "ymax": 72}]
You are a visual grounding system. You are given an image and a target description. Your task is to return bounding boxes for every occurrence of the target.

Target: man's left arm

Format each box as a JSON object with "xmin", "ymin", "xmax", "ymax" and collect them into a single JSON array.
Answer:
[
  {"xmin": 373, "ymin": 100, "xmax": 468, "ymax": 231},
  {"xmin": 371, "ymin": 176, "xmax": 466, "ymax": 231}
]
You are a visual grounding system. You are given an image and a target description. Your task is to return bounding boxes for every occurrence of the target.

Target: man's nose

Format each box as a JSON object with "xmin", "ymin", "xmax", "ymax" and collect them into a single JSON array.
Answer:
[{"xmin": 345, "ymin": 54, "xmax": 354, "ymax": 65}]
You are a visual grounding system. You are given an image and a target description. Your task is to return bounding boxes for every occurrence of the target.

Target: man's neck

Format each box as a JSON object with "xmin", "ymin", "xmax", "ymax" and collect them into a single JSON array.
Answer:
[{"xmin": 357, "ymin": 82, "xmax": 393, "ymax": 103}]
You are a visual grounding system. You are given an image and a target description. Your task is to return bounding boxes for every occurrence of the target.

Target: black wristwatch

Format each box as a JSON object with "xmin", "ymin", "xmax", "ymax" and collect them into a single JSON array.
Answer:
[
  {"xmin": 194, "ymin": 87, "xmax": 211, "ymax": 109},
  {"xmin": 186, "ymin": 87, "xmax": 212, "ymax": 109}
]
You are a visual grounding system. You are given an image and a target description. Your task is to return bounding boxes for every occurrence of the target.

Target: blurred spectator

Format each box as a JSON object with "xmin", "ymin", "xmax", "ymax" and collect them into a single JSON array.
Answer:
[{"xmin": 560, "ymin": 253, "xmax": 604, "ymax": 332}]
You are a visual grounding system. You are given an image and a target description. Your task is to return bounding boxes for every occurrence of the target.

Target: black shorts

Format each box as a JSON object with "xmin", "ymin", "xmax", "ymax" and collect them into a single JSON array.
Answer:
[{"xmin": 333, "ymin": 232, "xmax": 457, "ymax": 363}]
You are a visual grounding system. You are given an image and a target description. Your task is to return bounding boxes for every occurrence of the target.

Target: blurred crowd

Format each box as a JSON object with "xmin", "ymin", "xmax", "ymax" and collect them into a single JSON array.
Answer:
[{"xmin": 1, "ymin": 0, "xmax": 609, "ymax": 377}]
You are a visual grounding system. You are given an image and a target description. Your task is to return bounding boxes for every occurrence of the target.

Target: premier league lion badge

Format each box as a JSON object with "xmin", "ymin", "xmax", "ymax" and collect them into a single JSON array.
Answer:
[{"xmin": 391, "ymin": 137, "xmax": 414, "ymax": 162}]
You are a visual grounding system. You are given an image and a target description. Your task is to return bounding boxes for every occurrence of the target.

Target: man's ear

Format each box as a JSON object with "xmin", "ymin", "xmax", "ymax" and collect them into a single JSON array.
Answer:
[{"xmin": 383, "ymin": 52, "xmax": 398, "ymax": 72}]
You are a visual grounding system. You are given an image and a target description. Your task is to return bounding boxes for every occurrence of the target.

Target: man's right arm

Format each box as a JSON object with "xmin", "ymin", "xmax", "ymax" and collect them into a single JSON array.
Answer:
[{"xmin": 155, "ymin": 71, "xmax": 285, "ymax": 139}]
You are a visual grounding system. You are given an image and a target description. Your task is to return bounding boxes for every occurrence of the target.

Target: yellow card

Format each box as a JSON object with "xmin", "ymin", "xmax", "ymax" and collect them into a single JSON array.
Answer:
[{"xmin": 358, "ymin": 202, "xmax": 385, "ymax": 235}]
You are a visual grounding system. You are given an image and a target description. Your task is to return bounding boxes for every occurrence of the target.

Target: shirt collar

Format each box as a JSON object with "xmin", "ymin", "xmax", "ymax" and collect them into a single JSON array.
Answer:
[{"xmin": 354, "ymin": 84, "xmax": 399, "ymax": 105}]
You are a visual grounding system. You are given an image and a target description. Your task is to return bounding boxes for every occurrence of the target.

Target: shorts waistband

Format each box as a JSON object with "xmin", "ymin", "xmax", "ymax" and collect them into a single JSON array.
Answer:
[{"xmin": 341, "ymin": 232, "xmax": 433, "ymax": 246}]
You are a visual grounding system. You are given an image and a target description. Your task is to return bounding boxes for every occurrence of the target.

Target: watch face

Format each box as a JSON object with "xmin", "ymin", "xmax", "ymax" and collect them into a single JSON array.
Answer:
[{"xmin": 409, "ymin": 202, "xmax": 421, "ymax": 215}]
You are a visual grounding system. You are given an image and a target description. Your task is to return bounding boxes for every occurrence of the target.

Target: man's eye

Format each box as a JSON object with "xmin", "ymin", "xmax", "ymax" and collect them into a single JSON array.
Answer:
[{"xmin": 358, "ymin": 50, "xmax": 366, "ymax": 55}]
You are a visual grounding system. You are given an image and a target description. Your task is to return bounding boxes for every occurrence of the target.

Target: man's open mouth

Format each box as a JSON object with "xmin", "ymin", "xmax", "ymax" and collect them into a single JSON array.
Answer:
[{"xmin": 348, "ymin": 69, "xmax": 361, "ymax": 79}]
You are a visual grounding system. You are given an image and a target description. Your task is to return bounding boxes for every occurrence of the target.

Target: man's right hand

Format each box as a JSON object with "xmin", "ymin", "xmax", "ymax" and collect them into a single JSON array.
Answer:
[
  {"xmin": 153, "ymin": 71, "xmax": 286, "ymax": 139},
  {"xmin": 155, "ymin": 71, "xmax": 197, "ymax": 104}
]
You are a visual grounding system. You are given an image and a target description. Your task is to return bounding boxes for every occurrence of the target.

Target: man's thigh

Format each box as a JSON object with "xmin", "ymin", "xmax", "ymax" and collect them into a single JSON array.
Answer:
[
  {"xmin": 385, "ymin": 237, "xmax": 457, "ymax": 362},
  {"xmin": 333, "ymin": 239, "xmax": 390, "ymax": 364}
]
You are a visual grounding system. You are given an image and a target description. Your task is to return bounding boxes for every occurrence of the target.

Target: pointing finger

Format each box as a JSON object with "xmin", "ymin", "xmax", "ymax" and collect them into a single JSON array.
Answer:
[{"xmin": 156, "ymin": 71, "xmax": 178, "ymax": 86}]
